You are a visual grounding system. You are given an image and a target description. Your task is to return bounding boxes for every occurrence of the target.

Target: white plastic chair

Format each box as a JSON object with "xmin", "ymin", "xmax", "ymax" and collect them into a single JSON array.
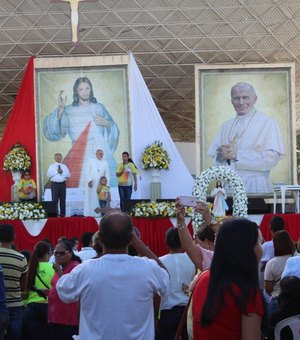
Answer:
[{"xmin": 274, "ymin": 315, "xmax": 300, "ymax": 340}]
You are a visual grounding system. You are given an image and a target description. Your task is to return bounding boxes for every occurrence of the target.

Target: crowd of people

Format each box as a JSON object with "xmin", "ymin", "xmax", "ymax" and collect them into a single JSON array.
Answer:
[
  {"xmin": 175, "ymin": 203, "xmax": 300, "ymax": 340},
  {"xmin": 0, "ymin": 212, "xmax": 169, "ymax": 340},
  {"xmin": 0, "ymin": 200, "xmax": 300, "ymax": 339}
]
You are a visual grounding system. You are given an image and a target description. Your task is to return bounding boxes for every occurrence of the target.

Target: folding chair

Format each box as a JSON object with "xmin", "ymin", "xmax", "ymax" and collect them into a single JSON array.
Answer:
[{"xmin": 274, "ymin": 315, "xmax": 300, "ymax": 340}]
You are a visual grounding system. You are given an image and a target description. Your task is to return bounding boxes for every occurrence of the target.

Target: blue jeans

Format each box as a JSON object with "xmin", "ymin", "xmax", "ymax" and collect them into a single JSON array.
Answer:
[
  {"xmin": 23, "ymin": 302, "xmax": 49, "ymax": 340},
  {"xmin": 6, "ymin": 306, "xmax": 24, "ymax": 340},
  {"xmin": 99, "ymin": 200, "xmax": 107, "ymax": 217},
  {"xmin": 268, "ymin": 297, "xmax": 279, "ymax": 317},
  {"xmin": 99, "ymin": 200, "xmax": 106, "ymax": 209},
  {"xmin": 118, "ymin": 185, "xmax": 132, "ymax": 211},
  {"xmin": 0, "ymin": 312, "xmax": 9, "ymax": 340}
]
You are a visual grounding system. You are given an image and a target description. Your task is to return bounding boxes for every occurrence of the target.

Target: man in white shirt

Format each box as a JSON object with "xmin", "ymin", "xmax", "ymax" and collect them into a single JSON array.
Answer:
[
  {"xmin": 259, "ymin": 215, "xmax": 285, "ymax": 289},
  {"xmin": 208, "ymin": 82, "xmax": 285, "ymax": 193},
  {"xmin": 77, "ymin": 232, "xmax": 96, "ymax": 261},
  {"xmin": 84, "ymin": 149, "xmax": 109, "ymax": 216},
  {"xmin": 47, "ymin": 153, "xmax": 71, "ymax": 217},
  {"xmin": 158, "ymin": 228, "xmax": 196, "ymax": 340},
  {"xmin": 261, "ymin": 216, "xmax": 286, "ymax": 264},
  {"xmin": 281, "ymin": 256, "xmax": 300, "ymax": 279},
  {"xmin": 56, "ymin": 211, "xmax": 169, "ymax": 340}
]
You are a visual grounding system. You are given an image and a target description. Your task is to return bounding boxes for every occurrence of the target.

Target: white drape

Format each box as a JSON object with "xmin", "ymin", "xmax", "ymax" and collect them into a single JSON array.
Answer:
[{"xmin": 129, "ymin": 53, "xmax": 194, "ymax": 199}]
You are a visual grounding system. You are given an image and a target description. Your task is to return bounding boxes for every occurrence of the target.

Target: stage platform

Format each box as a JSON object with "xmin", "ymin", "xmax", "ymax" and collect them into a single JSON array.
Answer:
[{"xmin": 2, "ymin": 214, "xmax": 300, "ymax": 256}]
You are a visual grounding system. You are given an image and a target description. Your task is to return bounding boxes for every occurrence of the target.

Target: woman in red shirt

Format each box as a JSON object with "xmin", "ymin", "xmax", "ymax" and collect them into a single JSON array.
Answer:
[
  {"xmin": 48, "ymin": 239, "xmax": 82, "ymax": 340},
  {"xmin": 192, "ymin": 219, "xmax": 265, "ymax": 340}
]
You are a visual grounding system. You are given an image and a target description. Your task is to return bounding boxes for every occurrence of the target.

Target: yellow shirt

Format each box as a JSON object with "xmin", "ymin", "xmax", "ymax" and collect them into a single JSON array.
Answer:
[
  {"xmin": 18, "ymin": 179, "xmax": 36, "ymax": 199},
  {"xmin": 117, "ymin": 163, "xmax": 138, "ymax": 186},
  {"xmin": 98, "ymin": 185, "xmax": 110, "ymax": 200}
]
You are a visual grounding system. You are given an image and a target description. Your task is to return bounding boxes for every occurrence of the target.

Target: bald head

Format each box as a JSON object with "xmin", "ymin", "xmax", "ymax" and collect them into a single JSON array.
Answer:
[
  {"xmin": 231, "ymin": 82, "xmax": 256, "ymax": 97},
  {"xmin": 231, "ymin": 82, "xmax": 257, "ymax": 115},
  {"xmin": 96, "ymin": 149, "xmax": 104, "ymax": 160},
  {"xmin": 99, "ymin": 211, "xmax": 133, "ymax": 250}
]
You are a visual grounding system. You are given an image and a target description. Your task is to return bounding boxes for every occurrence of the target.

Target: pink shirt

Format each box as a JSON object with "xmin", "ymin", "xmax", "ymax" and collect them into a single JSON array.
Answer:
[
  {"xmin": 48, "ymin": 261, "xmax": 80, "ymax": 325},
  {"xmin": 201, "ymin": 247, "xmax": 214, "ymax": 270}
]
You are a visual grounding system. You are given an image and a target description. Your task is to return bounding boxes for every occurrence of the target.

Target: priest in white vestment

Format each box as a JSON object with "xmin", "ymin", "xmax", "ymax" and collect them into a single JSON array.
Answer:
[
  {"xmin": 208, "ymin": 82, "xmax": 286, "ymax": 193},
  {"xmin": 84, "ymin": 149, "xmax": 109, "ymax": 216}
]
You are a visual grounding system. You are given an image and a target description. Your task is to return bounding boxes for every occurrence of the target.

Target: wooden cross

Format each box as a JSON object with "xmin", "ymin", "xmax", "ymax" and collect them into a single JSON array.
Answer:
[{"xmin": 51, "ymin": 0, "xmax": 96, "ymax": 45}]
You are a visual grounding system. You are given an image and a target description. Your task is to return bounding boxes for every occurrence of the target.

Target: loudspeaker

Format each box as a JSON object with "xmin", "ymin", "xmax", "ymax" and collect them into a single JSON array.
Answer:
[
  {"xmin": 123, "ymin": 199, "xmax": 151, "ymax": 213},
  {"xmin": 156, "ymin": 199, "xmax": 175, "ymax": 203},
  {"xmin": 247, "ymin": 197, "xmax": 269, "ymax": 214},
  {"xmin": 41, "ymin": 201, "xmax": 57, "ymax": 217}
]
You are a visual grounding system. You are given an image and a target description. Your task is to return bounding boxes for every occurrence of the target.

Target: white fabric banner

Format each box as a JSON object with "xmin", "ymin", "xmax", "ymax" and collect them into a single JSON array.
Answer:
[{"xmin": 129, "ymin": 53, "xmax": 194, "ymax": 200}]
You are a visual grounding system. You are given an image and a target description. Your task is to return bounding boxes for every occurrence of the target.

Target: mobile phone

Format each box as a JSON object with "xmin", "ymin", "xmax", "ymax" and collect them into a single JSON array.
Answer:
[{"xmin": 179, "ymin": 196, "xmax": 198, "ymax": 207}]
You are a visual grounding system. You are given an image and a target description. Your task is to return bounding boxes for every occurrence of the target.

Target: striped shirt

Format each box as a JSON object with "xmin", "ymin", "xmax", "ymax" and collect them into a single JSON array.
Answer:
[{"xmin": 0, "ymin": 247, "xmax": 28, "ymax": 307}]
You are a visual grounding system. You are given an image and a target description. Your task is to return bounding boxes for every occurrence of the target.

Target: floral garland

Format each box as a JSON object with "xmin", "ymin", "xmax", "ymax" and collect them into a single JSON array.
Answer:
[
  {"xmin": 192, "ymin": 166, "xmax": 248, "ymax": 229},
  {"xmin": 131, "ymin": 201, "xmax": 193, "ymax": 218},
  {"xmin": 0, "ymin": 202, "xmax": 46, "ymax": 220},
  {"xmin": 3, "ymin": 143, "xmax": 31, "ymax": 172},
  {"xmin": 141, "ymin": 140, "xmax": 171, "ymax": 171}
]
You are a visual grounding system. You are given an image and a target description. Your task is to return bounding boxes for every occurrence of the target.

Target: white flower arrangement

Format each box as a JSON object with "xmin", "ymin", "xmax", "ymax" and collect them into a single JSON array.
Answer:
[
  {"xmin": 192, "ymin": 166, "xmax": 248, "ymax": 229},
  {"xmin": 141, "ymin": 141, "xmax": 171, "ymax": 171},
  {"xmin": 131, "ymin": 201, "xmax": 193, "ymax": 218},
  {"xmin": 0, "ymin": 202, "xmax": 46, "ymax": 220},
  {"xmin": 3, "ymin": 143, "xmax": 31, "ymax": 172}
]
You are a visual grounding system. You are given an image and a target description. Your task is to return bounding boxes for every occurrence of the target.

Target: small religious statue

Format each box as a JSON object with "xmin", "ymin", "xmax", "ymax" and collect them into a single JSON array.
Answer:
[{"xmin": 211, "ymin": 180, "xmax": 229, "ymax": 217}]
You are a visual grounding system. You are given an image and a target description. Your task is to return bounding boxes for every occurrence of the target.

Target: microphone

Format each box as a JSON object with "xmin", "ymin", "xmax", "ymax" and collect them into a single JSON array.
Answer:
[
  {"xmin": 227, "ymin": 159, "xmax": 238, "ymax": 165},
  {"xmin": 58, "ymin": 165, "xmax": 61, "ymax": 170}
]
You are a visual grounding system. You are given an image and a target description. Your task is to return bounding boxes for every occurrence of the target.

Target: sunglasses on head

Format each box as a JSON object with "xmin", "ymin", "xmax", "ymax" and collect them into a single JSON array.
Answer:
[{"xmin": 54, "ymin": 250, "xmax": 71, "ymax": 256}]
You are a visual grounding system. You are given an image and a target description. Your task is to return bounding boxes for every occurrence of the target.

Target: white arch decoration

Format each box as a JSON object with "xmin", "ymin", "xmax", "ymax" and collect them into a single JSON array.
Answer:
[{"xmin": 192, "ymin": 166, "xmax": 248, "ymax": 229}]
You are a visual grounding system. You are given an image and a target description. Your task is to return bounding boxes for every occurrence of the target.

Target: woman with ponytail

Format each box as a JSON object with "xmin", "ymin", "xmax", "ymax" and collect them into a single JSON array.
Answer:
[{"xmin": 23, "ymin": 241, "xmax": 54, "ymax": 339}]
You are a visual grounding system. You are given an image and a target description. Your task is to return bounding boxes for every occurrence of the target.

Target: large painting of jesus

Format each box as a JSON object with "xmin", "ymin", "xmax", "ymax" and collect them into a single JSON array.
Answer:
[{"xmin": 35, "ymin": 56, "xmax": 130, "ymax": 214}]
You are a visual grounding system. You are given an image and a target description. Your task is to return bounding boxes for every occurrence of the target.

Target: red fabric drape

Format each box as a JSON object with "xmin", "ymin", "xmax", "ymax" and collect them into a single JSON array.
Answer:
[
  {"xmin": 0, "ymin": 56, "xmax": 36, "ymax": 201},
  {"xmin": 4, "ymin": 217, "xmax": 193, "ymax": 256},
  {"xmin": 6, "ymin": 217, "xmax": 99, "ymax": 251},
  {"xmin": 131, "ymin": 217, "xmax": 173, "ymax": 256},
  {"xmin": 7, "ymin": 213, "xmax": 300, "ymax": 254},
  {"xmin": 259, "ymin": 214, "xmax": 300, "ymax": 242},
  {"xmin": 131, "ymin": 217, "xmax": 193, "ymax": 257},
  {"xmin": 64, "ymin": 121, "xmax": 91, "ymax": 188}
]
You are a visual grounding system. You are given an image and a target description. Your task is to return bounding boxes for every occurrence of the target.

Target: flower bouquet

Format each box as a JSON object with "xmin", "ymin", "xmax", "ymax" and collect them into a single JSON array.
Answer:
[
  {"xmin": 0, "ymin": 202, "xmax": 46, "ymax": 220},
  {"xmin": 3, "ymin": 143, "xmax": 31, "ymax": 172},
  {"xmin": 131, "ymin": 201, "xmax": 193, "ymax": 218},
  {"xmin": 141, "ymin": 141, "xmax": 171, "ymax": 171}
]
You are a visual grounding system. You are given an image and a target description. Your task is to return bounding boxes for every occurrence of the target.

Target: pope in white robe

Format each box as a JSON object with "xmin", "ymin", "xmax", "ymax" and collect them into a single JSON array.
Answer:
[
  {"xmin": 207, "ymin": 82, "xmax": 286, "ymax": 193},
  {"xmin": 83, "ymin": 149, "xmax": 109, "ymax": 216}
]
